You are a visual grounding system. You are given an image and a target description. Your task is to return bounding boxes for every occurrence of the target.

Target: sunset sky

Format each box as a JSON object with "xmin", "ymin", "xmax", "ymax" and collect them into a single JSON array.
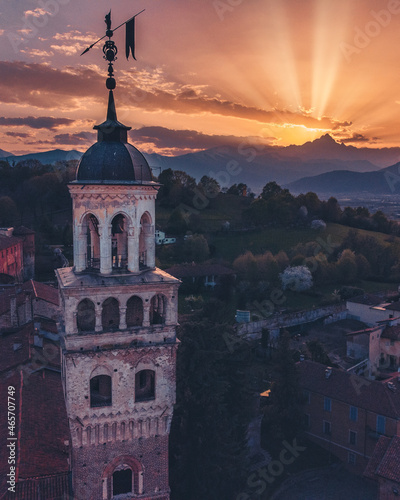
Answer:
[{"xmin": 1, "ymin": 0, "xmax": 400, "ymax": 155}]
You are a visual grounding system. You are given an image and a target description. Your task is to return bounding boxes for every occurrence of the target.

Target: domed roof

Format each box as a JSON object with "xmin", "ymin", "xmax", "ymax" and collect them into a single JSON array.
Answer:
[{"xmin": 75, "ymin": 90, "xmax": 153, "ymax": 183}]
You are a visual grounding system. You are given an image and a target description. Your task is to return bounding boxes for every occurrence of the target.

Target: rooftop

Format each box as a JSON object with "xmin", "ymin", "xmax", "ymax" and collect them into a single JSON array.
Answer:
[
  {"xmin": 365, "ymin": 435, "xmax": 400, "ymax": 483},
  {"xmin": 0, "ymin": 321, "xmax": 70, "ymax": 498},
  {"xmin": 297, "ymin": 360, "xmax": 400, "ymax": 419}
]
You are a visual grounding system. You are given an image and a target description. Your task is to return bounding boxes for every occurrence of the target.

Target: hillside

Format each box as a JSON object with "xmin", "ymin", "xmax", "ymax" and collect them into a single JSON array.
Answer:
[{"xmin": 287, "ymin": 162, "xmax": 400, "ymax": 195}]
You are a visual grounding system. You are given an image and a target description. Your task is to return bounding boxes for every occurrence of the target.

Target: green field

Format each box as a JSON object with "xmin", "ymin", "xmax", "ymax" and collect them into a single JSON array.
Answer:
[{"xmin": 209, "ymin": 223, "xmax": 400, "ymax": 263}]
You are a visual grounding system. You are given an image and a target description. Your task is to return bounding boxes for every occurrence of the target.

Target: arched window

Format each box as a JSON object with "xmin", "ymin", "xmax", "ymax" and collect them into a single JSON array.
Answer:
[
  {"xmin": 77, "ymin": 298, "xmax": 95, "ymax": 332},
  {"xmin": 82, "ymin": 213, "xmax": 100, "ymax": 270},
  {"xmin": 126, "ymin": 296, "xmax": 143, "ymax": 327},
  {"xmin": 139, "ymin": 212, "xmax": 152, "ymax": 269},
  {"xmin": 135, "ymin": 370, "xmax": 155, "ymax": 402},
  {"xmin": 102, "ymin": 297, "xmax": 120, "ymax": 331},
  {"xmin": 150, "ymin": 294, "xmax": 166, "ymax": 325},
  {"xmin": 113, "ymin": 468, "xmax": 132, "ymax": 496},
  {"xmin": 90, "ymin": 375, "xmax": 112, "ymax": 407},
  {"xmin": 111, "ymin": 214, "xmax": 128, "ymax": 270}
]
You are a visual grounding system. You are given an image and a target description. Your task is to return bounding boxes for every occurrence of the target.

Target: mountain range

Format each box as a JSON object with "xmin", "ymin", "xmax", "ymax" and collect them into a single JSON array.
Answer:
[{"xmin": 3, "ymin": 135, "xmax": 400, "ymax": 194}]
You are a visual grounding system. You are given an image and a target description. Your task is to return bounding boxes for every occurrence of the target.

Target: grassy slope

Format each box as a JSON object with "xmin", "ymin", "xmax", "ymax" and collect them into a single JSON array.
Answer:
[{"xmin": 210, "ymin": 223, "xmax": 400, "ymax": 263}]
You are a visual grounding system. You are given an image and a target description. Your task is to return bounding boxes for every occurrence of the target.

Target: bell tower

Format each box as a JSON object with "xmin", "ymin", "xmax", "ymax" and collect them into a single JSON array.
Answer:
[{"xmin": 56, "ymin": 14, "xmax": 180, "ymax": 500}]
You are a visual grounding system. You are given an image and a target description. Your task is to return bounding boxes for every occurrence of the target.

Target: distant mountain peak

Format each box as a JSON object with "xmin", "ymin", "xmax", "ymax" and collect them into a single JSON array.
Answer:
[{"xmin": 315, "ymin": 133, "xmax": 338, "ymax": 144}]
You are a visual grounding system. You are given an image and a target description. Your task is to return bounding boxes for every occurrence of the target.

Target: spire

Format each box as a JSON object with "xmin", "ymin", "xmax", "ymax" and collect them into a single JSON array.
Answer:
[{"xmin": 107, "ymin": 90, "xmax": 118, "ymax": 122}]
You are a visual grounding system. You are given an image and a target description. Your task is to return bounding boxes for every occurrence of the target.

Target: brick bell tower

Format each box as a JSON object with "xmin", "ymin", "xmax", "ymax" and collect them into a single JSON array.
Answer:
[{"xmin": 56, "ymin": 15, "xmax": 180, "ymax": 500}]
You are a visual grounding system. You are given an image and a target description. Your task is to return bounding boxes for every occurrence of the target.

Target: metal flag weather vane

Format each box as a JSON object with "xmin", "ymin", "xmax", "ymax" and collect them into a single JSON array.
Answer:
[{"xmin": 80, "ymin": 10, "xmax": 145, "ymax": 89}]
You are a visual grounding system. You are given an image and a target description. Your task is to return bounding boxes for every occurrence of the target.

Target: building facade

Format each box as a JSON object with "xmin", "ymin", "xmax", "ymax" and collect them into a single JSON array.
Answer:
[
  {"xmin": 298, "ymin": 361, "xmax": 400, "ymax": 475},
  {"xmin": 56, "ymin": 89, "xmax": 180, "ymax": 500}
]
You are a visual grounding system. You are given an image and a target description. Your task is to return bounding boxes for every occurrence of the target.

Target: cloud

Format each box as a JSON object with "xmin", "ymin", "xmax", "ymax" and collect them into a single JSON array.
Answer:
[
  {"xmin": 4, "ymin": 131, "xmax": 32, "ymax": 139},
  {"xmin": 50, "ymin": 44, "xmax": 84, "ymax": 56},
  {"xmin": 0, "ymin": 116, "xmax": 76, "ymax": 130},
  {"xmin": 24, "ymin": 8, "xmax": 48, "ymax": 18},
  {"xmin": 21, "ymin": 48, "xmax": 54, "ymax": 58},
  {"xmin": 53, "ymin": 132, "xmax": 95, "ymax": 145},
  {"xmin": 0, "ymin": 61, "xmax": 104, "ymax": 109},
  {"xmin": 129, "ymin": 126, "xmax": 273, "ymax": 152},
  {"xmin": 339, "ymin": 133, "xmax": 379, "ymax": 144},
  {"xmin": 0, "ymin": 62, "xmax": 350, "ymax": 133}
]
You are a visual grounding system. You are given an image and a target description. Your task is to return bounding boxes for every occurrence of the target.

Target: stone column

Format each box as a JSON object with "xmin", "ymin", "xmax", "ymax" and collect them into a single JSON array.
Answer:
[
  {"xmin": 74, "ymin": 224, "xmax": 86, "ymax": 273},
  {"xmin": 100, "ymin": 225, "xmax": 112, "ymax": 275},
  {"xmin": 143, "ymin": 300, "xmax": 151, "ymax": 327},
  {"xmin": 145, "ymin": 225, "xmax": 155, "ymax": 269},
  {"xmin": 127, "ymin": 227, "xmax": 139, "ymax": 273},
  {"xmin": 95, "ymin": 306, "xmax": 102, "ymax": 332},
  {"xmin": 120, "ymin": 306, "xmax": 127, "ymax": 330},
  {"xmin": 72, "ymin": 311, "xmax": 78, "ymax": 334}
]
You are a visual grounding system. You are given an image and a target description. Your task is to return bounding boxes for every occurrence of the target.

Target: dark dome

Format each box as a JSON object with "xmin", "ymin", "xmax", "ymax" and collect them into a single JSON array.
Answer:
[
  {"xmin": 75, "ymin": 90, "xmax": 153, "ymax": 183},
  {"xmin": 76, "ymin": 141, "xmax": 152, "ymax": 182}
]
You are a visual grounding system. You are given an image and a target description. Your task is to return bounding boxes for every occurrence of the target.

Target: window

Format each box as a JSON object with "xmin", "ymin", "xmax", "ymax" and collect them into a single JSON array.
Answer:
[
  {"xmin": 77, "ymin": 299, "xmax": 95, "ymax": 332},
  {"xmin": 90, "ymin": 375, "xmax": 112, "ymax": 407},
  {"xmin": 135, "ymin": 370, "xmax": 155, "ymax": 402},
  {"xmin": 113, "ymin": 468, "xmax": 132, "ymax": 495},
  {"xmin": 348, "ymin": 452, "xmax": 356, "ymax": 465},
  {"xmin": 126, "ymin": 296, "xmax": 143, "ymax": 327},
  {"xmin": 377, "ymin": 415, "xmax": 386, "ymax": 435},
  {"xmin": 150, "ymin": 294, "xmax": 166, "ymax": 325},
  {"xmin": 323, "ymin": 421, "xmax": 331, "ymax": 435},
  {"xmin": 303, "ymin": 390, "xmax": 310, "ymax": 404},
  {"xmin": 349, "ymin": 406, "xmax": 358, "ymax": 422},
  {"xmin": 102, "ymin": 297, "xmax": 120, "ymax": 331},
  {"xmin": 324, "ymin": 397, "xmax": 332, "ymax": 412},
  {"xmin": 349, "ymin": 430, "xmax": 357, "ymax": 446}
]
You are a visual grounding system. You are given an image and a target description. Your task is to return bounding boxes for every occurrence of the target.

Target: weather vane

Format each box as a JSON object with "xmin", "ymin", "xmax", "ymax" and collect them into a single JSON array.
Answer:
[{"xmin": 80, "ymin": 9, "xmax": 145, "ymax": 90}]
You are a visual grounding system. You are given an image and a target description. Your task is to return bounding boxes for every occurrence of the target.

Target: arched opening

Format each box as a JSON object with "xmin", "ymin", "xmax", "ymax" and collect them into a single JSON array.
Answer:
[
  {"xmin": 111, "ymin": 214, "xmax": 128, "ymax": 270},
  {"xmin": 102, "ymin": 297, "xmax": 120, "ymax": 331},
  {"xmin": 113, "ymin": 468, "xmax": 132, "ymax": 496},
  {"xmin": 126, "ymin": 296, "xmax": 143, "ymax": 327},
  {"xmin": 103, "ymin": 456, "xmax": 143, "ymax": 498},
  {"xmin": 83, "ymin": 213, "xmax": 100, "ymax": 270},
  {"xmin": 77, "ymin": 298, "xmax": 95, "ymax": 332},
  {"xmin": 139, "ymin": 212, "xmax": 152, "ymax": 269},
  {"xmin": 90, "ymin": 375, "xmax": 112, "ymax": 407},
  {"xmin": 150, "ymin": 294, "xmax": 166, "ymax": 325},
  {"xmin": 135, "ymin": 370, "xmax": 155, "ymax": 402}
]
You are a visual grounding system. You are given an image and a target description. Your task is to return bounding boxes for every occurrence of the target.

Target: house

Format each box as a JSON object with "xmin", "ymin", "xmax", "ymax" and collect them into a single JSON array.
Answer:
[
  {"xmin": 345, "ymin": 319, "xmax": 400, "ymax": 377},
  {"xmin": 364, "ymin": 435, "xmax": 400, "ymax": 499},
  {"xmin": 0, "ymin": 319, "xmax": 71, "ymax": 499},
  {"xmin": 155, "ymin": 230, "xmax": 176, "ymax": 245},
  {"xmin": 165, "ymin": 262, "xmax": 235, "ymax": 289},
  {"xmin": 347, "ymin": 293, "xmax": 400, "ymax": 326},
  {"xmin": 13, "ymin": 226, "xmax": 35, "ymax": 281},
  {"xmin": 0, "ymin": 280, "xmax": 60, "ymax": 331},
  {"xmin": 0, "ymin": 228, "xmax": 24, "ymax": 283},
  {"xmin": 298, "ymin": 360, "xmax": 400, "ymax": 475}
]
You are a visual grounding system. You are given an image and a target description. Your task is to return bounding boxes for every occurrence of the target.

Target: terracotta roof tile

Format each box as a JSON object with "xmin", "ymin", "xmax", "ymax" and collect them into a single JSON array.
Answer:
[{"xmin": 365, "ymin": 435, "xmax": 400, "ymax": 483}]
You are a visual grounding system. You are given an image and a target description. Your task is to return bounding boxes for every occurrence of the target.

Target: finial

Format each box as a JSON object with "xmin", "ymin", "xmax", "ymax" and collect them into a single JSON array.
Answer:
[{"xmin": 103, "ymin": 11, "xmax": 117, "ymax": 90}]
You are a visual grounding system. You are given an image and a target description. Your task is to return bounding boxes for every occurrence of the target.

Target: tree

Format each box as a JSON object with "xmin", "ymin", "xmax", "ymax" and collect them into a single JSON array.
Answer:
[
  {"xmin": 336, "ymin": 249, "xmax": 358, "ymax": 284},
  {"xmin": 280, "ymin": 266, "xmax": 313, "ymax": 291},
  {"xmin": 183, "ymin": 234, "xmax": 209, "ymax": 262},
  {"xmin": 198, "ymin": 175, "xmax": 220, "ymax": 198},
  {"xmin": 167, "ymin": 209, "xmax": 188, "ymax": 234},
  {"xmin": 260, "ymin": 181, "xmax": 286, "ymax": 200},
  {"xmin": 170, "ymin": 320, "xmax": 252, "ymax": 500},
  {"xmin": 227, "ymin": 183, "xmax": 247, "ymax": 196},
  {"xmin": 261, "ymin": 331, "xmax": 303, "ymax": 454},
  {"xmin": 0, "ymin": 196, "xmax": 19, "ymax": 226}
]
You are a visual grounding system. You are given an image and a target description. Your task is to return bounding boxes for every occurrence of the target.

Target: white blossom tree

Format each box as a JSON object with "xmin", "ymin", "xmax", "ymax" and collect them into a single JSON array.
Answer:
[{"xmin": 280, "ymin": 265, "xmax": 313, "ymax": 291}]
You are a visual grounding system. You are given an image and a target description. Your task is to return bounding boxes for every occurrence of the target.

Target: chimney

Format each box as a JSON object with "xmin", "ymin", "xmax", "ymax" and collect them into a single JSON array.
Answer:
[
  {"xmin": 325, "ymin": 367, "xmax": 332, "ymax": 379},
  {"xmin": 10, "ymin": 295, "xmax": 18, "ymax": 327}
]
